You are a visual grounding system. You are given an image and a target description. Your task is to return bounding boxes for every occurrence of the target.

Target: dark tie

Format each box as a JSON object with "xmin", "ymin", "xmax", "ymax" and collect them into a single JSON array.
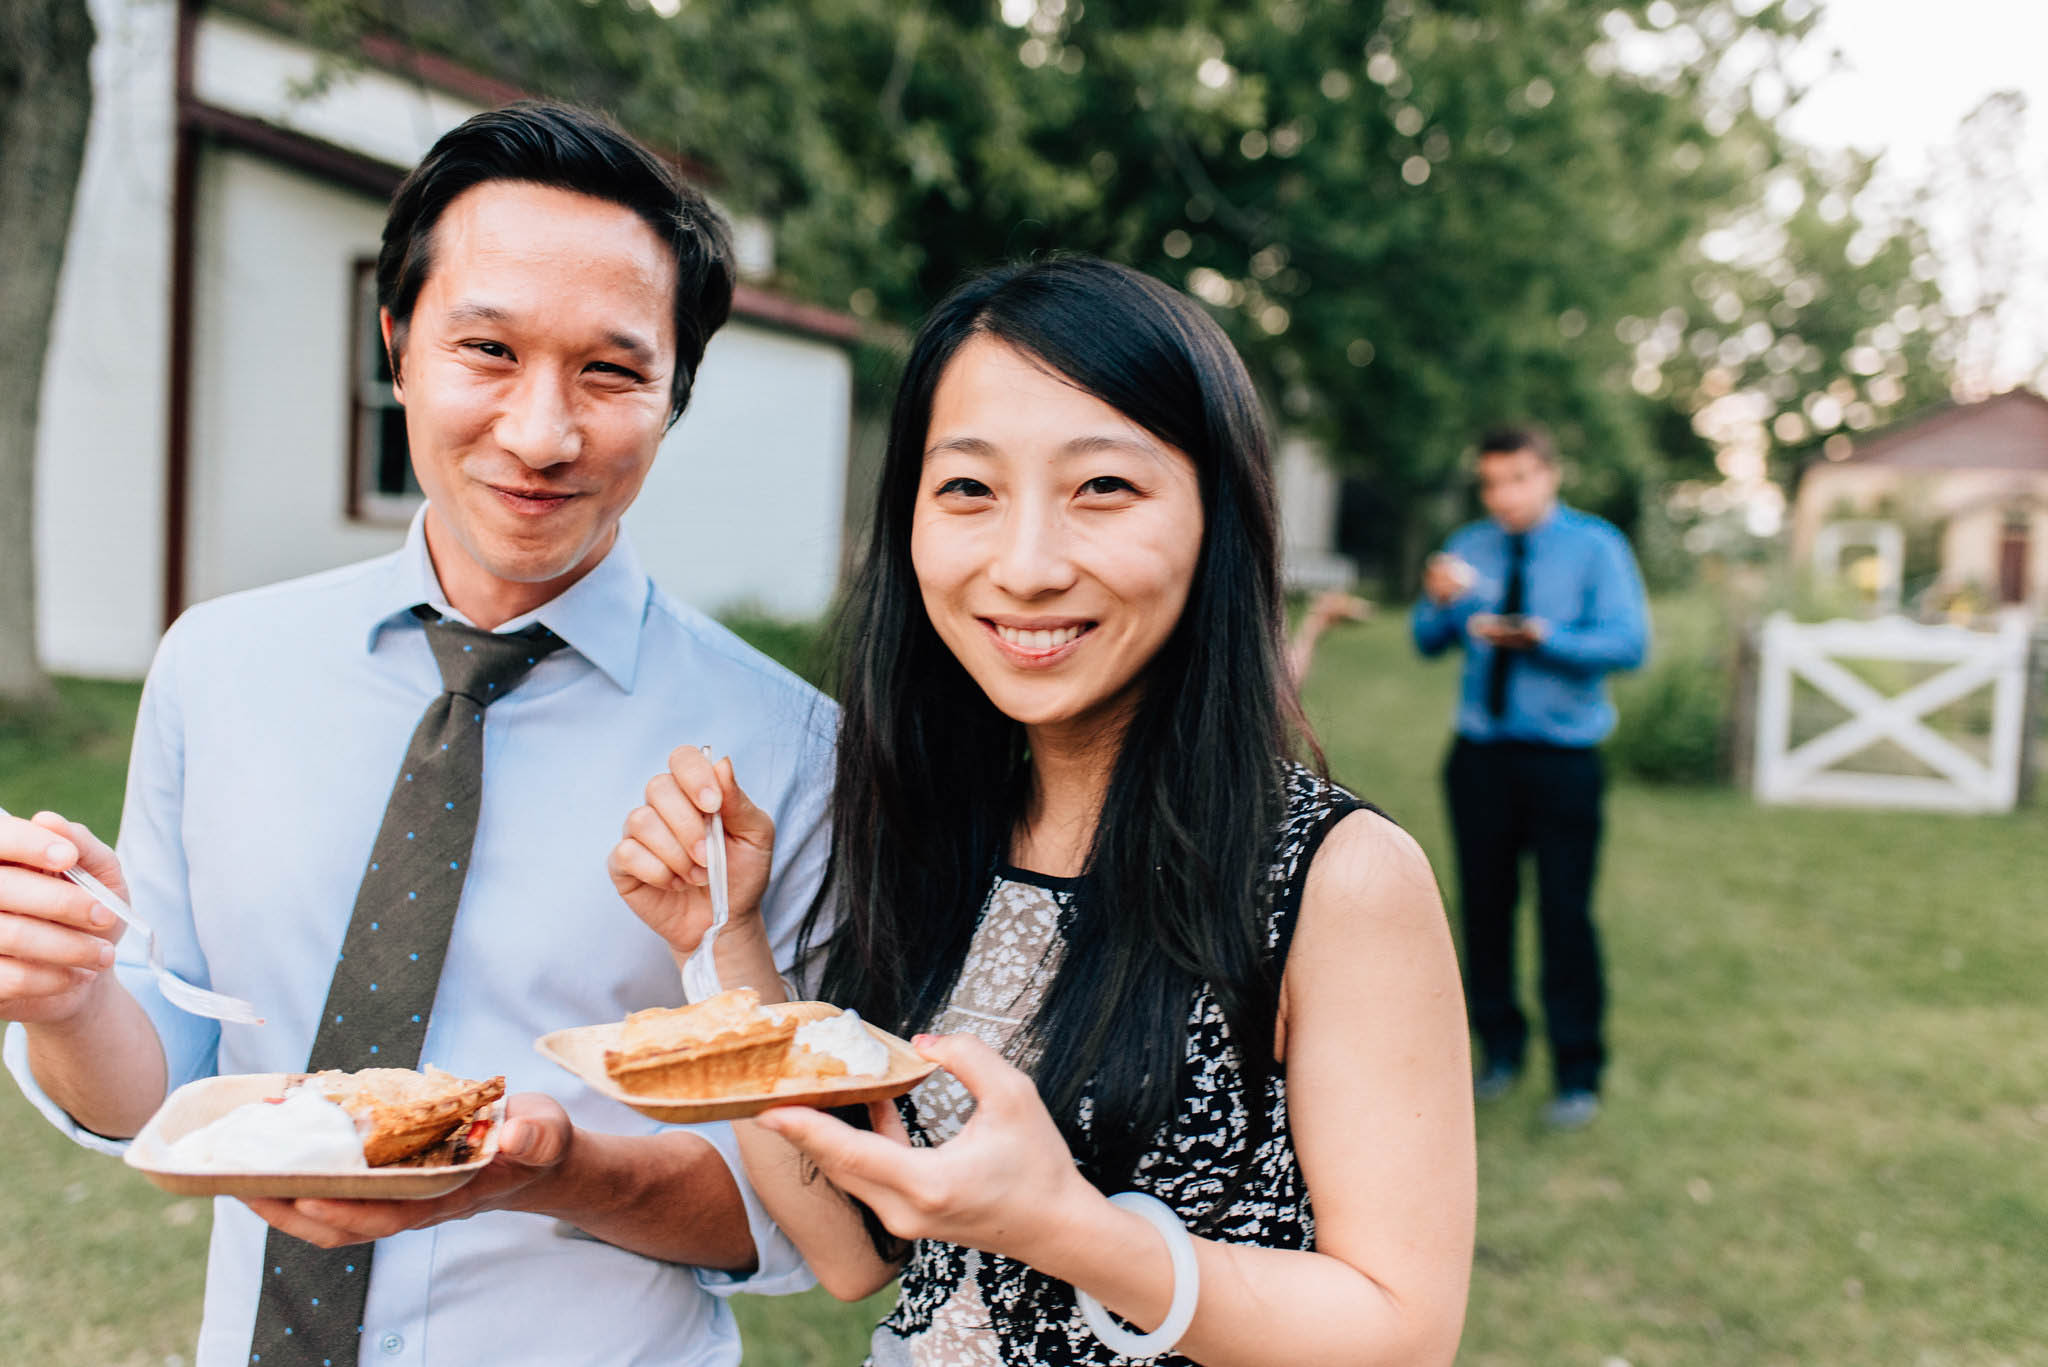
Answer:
[
  {"xmin": 1485, "ymin": 532, "xmax": 1527, "ymax": 718},
  {"xmin": 249, "ymin": 608, "xmax": 564, "ymax": 1366}
]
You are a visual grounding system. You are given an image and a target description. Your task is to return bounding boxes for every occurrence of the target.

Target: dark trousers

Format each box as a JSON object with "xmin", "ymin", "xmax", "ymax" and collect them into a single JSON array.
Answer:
[{"xmin": 1445, "ymin": 737, "xmax": 1608, "ymax": 1094}]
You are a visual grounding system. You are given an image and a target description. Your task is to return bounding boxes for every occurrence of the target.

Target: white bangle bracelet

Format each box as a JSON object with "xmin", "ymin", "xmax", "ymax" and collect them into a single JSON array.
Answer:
[{"xmin": 1075, "ymin": 1191, "xmax": 1200, "ymax": 1359}]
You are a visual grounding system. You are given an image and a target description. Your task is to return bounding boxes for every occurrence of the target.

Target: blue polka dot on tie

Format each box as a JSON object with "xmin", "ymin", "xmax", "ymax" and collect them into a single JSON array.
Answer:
[
  {"xmin": 409, "ymin": 952, "xmax": 419, "ymax": 961},
  {"xmin": 370, "ymin": 922, "xmax": 378, "ymax": 931},
  {"xmin": 369, "ymin": 1045, "xmax": 378, "ymax": 1054},
  {"xmin": 345, "ymin": 1265, "xmax": 354, "ymax": 1273},
  {"xmin": 474, "ymin": 713, "xmax": 481, "ymax": 723},
  {"xmin": 310, "ymin": 1297, "xmax": 319, "ymax": 1307},
  {"xmin": 449, "ymin": 861, "xmax": 459, "ymax": 871},
  {"xmin": 463, "ymin": 644, "xmax": 473, "ymax": 653},
  {"xmin": 274, "ymin": 1266, "xmax": 283, "ymax": 1275},
  {"xmin": 284, "ymin": 1329, "xmax": 292, "ymax": 1337},
  {"xmin": 408, "ymin": 891, "xmax": 417, "ymax": 901},
  {"xmin": 406, "ymin": 832, "xmax": 415, "ymax": 840},
  {"xmin": 369, "ymin": 983, "xmax": 378, "ymax": 991},
  {"xmin": 334, "ymin": 1015, "xmax": 344, "ymax": 1025},
  {"xmin": 444, "ymin": 802, "xmax": 453, "ymax": 810},
  {"xmin": 405, "ymin": 773, "xmax": 413, "ymax": 782},
  {"xmin": 411, "ymin": 1014, "xmax": 421, "ymax": 1023},
  {"xmin": 441, "ymin": 743, "xmax": 448, "ymax": 751},
  {"xmin": 370, "ymin": 862, "xmax": 379, "ymax": 872}
]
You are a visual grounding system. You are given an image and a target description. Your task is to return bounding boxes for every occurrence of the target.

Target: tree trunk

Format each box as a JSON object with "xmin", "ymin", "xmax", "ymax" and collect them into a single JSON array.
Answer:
[{"xmin": 0, "ymin": 0, "xmax": 96, "ymax": 704}]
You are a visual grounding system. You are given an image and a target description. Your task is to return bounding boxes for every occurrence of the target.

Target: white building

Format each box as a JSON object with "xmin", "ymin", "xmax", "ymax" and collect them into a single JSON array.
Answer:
[
  {"xmin": 1790, "ymin": 390, "xmax": 2048, "ymax": 617},
  {"xmin": 37, "ymin": 0, "xmax": 860, "ymax": 679}
]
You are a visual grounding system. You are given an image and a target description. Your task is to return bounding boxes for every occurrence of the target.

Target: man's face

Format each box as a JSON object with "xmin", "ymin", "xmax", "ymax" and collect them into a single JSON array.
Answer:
[
  {"xmin": 382, "ymin": 180, "xmax": 678, "ymax": 624},
  {"xmin": 1476, "ymin": 447, "xmax": 1561, "ymax": 534}
]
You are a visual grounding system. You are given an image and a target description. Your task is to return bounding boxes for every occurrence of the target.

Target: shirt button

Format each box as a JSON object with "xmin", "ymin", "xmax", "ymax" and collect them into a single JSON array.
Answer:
[{"xmin": 379, "ymin": 1333, "xmax": 404, "ymax": 1355}]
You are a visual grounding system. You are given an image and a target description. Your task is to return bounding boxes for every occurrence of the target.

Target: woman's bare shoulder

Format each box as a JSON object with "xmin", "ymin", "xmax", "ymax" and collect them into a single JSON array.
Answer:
[
  {"xmin": 1302, "ymin": 807, "xmax": 1444, "ymax": 932},
  {"xmin": 1279, "ymin": 808, "xmax": 1455, "ymax": 1054}
]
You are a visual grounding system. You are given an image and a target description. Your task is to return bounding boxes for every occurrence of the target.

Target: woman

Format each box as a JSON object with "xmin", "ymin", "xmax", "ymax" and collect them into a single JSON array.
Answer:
[{"xmin": 609, "ymin": 257, "xmax": 1474, "ymax": 1365}]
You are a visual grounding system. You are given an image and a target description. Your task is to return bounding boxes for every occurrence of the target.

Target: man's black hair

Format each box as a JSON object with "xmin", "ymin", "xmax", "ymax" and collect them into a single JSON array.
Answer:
[
  {"xmin": 1477, "ymin": 423, "xmax": 1557, "ymax": 466},
  {"xmin": 376, "ymin": 100, "xmax": 734, "ymax": 424}
]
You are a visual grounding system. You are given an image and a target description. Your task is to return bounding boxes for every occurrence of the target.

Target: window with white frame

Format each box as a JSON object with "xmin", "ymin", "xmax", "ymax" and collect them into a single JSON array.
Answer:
[{"xmin": 349, "ymin": 259, "xmax": 419, "ymax": 522}]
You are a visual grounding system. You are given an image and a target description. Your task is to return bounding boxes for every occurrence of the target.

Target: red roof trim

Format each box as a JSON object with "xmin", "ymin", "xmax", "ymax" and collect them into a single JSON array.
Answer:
[
  {"xmin": 1847, "ymin": 389, "xmax": 2048, "ymax": 466},
  {"xmin": 183, "ymin": 99, "xmax": 404, "ymax": 198},
  {"xmin": 731, "ymin": 284, "xmax": 865, "ymax": 344}
]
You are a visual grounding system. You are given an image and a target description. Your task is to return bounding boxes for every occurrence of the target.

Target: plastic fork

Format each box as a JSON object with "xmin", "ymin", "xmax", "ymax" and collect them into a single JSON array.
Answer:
[
  {"xmin": 0, "ymin": 804, "xmax": 265, "ymax": 1026},
  {"xmin": 679, "ymin": 748, "xmax": 730, "ymax": 1004}
]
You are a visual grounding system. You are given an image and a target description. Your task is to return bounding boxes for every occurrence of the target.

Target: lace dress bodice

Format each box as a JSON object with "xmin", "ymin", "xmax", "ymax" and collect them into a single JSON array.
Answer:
[{"xmin": 867, "ymin": 766, "xmax": 1364, "ymax": 1366}]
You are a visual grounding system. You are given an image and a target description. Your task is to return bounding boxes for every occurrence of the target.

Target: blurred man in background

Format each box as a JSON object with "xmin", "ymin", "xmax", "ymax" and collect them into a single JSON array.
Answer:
[{"xmin": 1412, "ymin": 425, "xmax": 1648, "ymax": 1130}]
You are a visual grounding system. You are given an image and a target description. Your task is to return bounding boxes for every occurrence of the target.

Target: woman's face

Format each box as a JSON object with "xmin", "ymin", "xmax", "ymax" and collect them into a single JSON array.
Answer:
[{"xmin": 911, "ymin": 335, "xmax": 1205, "ymax": 739}]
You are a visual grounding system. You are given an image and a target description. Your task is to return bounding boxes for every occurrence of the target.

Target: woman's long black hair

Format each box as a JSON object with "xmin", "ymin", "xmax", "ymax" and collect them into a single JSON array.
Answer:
[{"xmin": 798, "ymin": 256, "xmax": 1316, "ymax": 1222}]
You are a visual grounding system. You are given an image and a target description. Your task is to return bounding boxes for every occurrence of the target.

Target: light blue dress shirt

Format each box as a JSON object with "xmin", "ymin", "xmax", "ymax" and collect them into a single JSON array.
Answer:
[
  {"xmin": 1410, "ymin": 505, "xmax": 1650, "ymax": 746},
  {"xmin": 5, "ymin": 511, "xmax": 837, "ymax": 1366}
]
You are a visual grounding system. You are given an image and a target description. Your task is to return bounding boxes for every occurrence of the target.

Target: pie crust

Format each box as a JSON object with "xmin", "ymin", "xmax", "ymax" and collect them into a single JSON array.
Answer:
[
  {"xmin": 601, "ymin": 988, "xmax": 797, "ymax": 1099},
  {"xmin": 302, "ymin": 1065, "xmax": 508, "ymax": 1167}
]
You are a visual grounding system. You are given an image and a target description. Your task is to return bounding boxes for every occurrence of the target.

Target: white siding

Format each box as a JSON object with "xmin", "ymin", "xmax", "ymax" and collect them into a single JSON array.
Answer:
[
  {"xmin": 1276, "ymin": 435, "xmax": 1355, "ymax": 590},
  {"xmin": 193, "ymin": 15, "xmax": 485, "ymax": 172},
  {"xmin": 183, "ymin": 147, "xmax": 401, "ymax": 605},
  {"xmin": 627, "ymin": 325, "xmax": 852, "ymax": 619}
]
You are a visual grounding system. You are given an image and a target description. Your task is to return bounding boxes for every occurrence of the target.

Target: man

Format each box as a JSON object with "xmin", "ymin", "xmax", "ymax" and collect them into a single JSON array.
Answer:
[
  {"xmin": 1411, "ymin": 425, "xmax": 1647, "ymax": 1131},
  {"xmin": 0, "ymin": 103, "xmax": 834, "ymax": 1364}
]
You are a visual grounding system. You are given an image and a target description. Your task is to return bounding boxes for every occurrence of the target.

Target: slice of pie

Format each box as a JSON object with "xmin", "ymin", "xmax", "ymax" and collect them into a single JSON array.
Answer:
[
  {"xmin": 602, "ymin": 987, "xmax": 797, "ymax": 1099},
  {"xmin": 302, "ymin": 1065, "xmax": 507, "ymax": 1166}
]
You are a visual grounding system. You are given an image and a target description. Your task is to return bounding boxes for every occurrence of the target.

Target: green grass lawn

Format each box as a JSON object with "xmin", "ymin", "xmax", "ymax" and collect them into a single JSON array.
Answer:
[{"xmin": 3, "ymin": 608, "xmax": 2043, "ymax": 1364}]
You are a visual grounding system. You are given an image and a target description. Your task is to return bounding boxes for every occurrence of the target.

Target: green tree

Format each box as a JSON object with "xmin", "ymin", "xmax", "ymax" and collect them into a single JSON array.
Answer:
[
  {"xmin": 0, "ymin": 0, "xmax": 95, "ymax": 705},
  {"xmin": 254, "ymin": 0, "xmax": 1960, "ymax": 579}
]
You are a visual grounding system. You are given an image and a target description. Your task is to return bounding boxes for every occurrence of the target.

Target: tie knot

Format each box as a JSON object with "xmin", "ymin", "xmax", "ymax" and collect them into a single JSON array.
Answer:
[{"xmin": 415, "ymin": 608, "xmax": 565, "ymax": 704}]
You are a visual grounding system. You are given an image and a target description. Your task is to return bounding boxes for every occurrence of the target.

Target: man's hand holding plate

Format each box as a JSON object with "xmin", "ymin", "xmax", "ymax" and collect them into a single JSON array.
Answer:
[{"xmin": 241, "ymin": 1092, "xmax": 574, "ymax": 1248}]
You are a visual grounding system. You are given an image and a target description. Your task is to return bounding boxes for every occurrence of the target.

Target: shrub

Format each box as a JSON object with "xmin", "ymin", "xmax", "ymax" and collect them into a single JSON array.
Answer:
[
  {"xmin": 717, "ymin": 609, "xmax": 831, "ymax": 691},
  {"xmin": 1609, "ymin": 652, "xmax": 1727, "ymax": 784}
]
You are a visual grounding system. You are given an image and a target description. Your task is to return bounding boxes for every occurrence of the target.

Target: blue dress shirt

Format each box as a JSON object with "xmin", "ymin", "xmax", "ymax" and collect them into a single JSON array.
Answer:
[
  {"xmin": 1410, "ymin": 505, "xmax": 1650, "ymax": 746},
  {"xmin": 6, "ymin": 512, "xmax": 836, "ymax": 1366}
]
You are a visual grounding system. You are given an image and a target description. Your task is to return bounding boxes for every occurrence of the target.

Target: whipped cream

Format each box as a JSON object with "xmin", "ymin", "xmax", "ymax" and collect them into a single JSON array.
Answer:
[
  {"xmin": 795, "ymin": 1009, "xmax": 890, "ymax": 1077},
  {"xmin": 163, "ymin": 1088, "xmax": 368, "ymax": 1172}
]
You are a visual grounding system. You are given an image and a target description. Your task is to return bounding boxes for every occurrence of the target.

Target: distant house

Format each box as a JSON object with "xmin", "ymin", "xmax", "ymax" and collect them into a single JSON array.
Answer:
[
  {"xmin": 1789, "ymin": 390, "xmax": 2048, "ymax": 615},
  {"xmin": 37, "ymin": 0, "xmax": 861, "ymax": 679}
]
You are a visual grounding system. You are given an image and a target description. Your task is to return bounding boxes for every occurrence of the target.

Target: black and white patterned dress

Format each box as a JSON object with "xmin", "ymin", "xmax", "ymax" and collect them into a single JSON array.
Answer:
[{"xmin": 867, "ymin": 764, "xmax": 1366, "ymax": 1366}]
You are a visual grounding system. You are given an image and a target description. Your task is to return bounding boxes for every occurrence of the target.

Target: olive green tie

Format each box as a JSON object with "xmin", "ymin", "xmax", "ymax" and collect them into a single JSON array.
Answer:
[{"xmin": 248, "ymin": 608, "xmax": 563, "ymax": 1365}]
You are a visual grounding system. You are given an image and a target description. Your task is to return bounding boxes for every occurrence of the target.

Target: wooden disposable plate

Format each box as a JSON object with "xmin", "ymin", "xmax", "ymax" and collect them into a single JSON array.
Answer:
[
  {"xmin": 124, "ymin": 1073, "xmax": 503, "ymax": 1200},
  {"xmin": 536, "ymin": 1000, "xmax": 938, "ymax": 1123}
]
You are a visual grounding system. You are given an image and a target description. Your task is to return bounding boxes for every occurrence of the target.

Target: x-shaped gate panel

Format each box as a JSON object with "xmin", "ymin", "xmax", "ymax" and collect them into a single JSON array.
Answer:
[{"xmin": 1754, "ymin": 615, "xmax": 2031, "ymax": 812}]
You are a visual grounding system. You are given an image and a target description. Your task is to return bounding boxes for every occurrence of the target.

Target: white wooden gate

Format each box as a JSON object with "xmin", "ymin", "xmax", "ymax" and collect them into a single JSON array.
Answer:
[{"xmin": 1753, "ymin": 613, "xmax": 2033, "ymax": 812}]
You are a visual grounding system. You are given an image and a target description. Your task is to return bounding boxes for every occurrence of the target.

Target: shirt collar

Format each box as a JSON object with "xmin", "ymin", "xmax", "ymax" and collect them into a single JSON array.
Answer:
[
  {"xmin": 1496, "ymin": 502, "xmax": 1561, "ymax": 541},
  {"xmin": 363, "ymin": 505, "xmax": 650, "ymax": 693}
]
